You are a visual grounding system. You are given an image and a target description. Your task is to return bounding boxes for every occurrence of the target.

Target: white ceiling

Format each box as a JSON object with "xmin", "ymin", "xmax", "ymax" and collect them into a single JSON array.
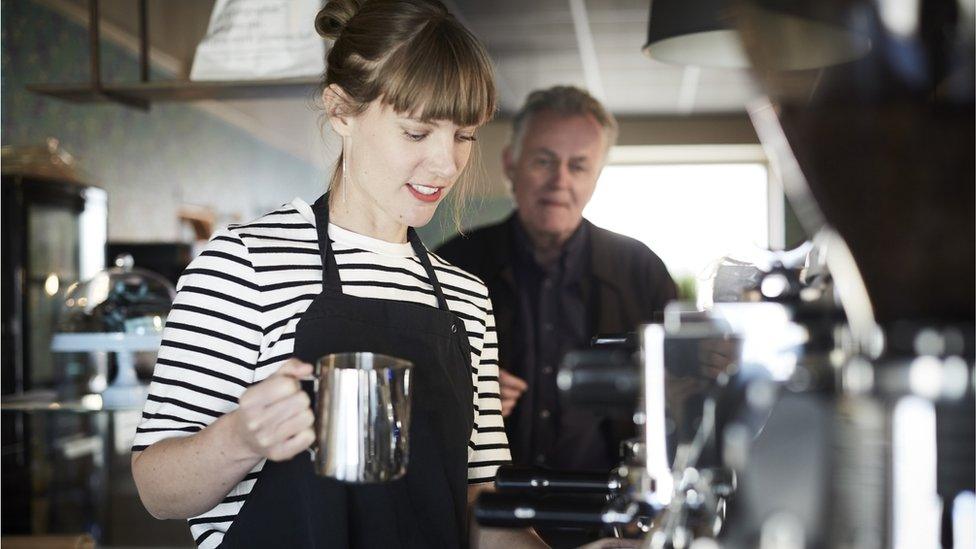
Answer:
[
  {"xmin": 45, "ymin": 0, "xmax": 763, "ymax": 169},
  {"xmin": 449, "ymin": 0, "xmax": 761, "ymax": 115}
]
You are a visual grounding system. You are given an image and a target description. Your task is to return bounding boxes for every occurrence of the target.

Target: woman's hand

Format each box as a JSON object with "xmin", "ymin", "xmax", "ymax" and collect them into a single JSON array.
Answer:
[
  {"xmin": 232, "ymin": 359, "xmax": 316, "ymax": 462},
  {"xmin": 131, "ymin": 358, "xmax": 316, "ymax": 519}
]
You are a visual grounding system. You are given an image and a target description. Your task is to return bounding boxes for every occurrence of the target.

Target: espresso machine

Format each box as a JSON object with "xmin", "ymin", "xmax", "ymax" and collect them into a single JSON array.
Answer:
[{"xmin": 474, "ymin": 1, "xmax": 975, "ymax": 547}]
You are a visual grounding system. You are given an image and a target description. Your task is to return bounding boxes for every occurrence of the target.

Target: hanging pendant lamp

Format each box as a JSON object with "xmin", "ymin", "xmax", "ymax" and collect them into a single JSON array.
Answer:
[{"xmin": 642, "ymin": 0, "xmax": 872, "ymax": 70}]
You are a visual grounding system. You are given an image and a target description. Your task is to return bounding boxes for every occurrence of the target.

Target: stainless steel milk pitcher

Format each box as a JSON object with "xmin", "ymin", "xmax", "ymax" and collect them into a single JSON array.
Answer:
[{"xmin": 306, "ymin": 352, "xmax": 412, "ymax": 483}]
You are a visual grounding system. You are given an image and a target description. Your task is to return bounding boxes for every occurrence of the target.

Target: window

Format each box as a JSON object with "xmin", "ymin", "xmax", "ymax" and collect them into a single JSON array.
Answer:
[{"xmin": 583, "ymin": 145, "xmax": 782, "ymax": 287}]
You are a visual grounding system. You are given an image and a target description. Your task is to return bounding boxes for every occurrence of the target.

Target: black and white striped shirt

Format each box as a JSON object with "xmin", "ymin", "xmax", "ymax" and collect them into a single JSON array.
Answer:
[{"xmin": 132, "ymin": 198, "xmax": 511, "ymax": 548}]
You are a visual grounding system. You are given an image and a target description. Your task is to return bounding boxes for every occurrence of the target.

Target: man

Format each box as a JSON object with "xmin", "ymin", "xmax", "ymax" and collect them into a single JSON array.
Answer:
[{"xmin": 438, "ymin": 86, "xmax": 676, "ymax": 473}]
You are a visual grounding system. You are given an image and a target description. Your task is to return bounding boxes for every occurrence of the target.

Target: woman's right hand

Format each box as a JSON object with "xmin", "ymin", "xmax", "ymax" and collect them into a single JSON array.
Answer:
[{"xmin": 232, "ymin": 359, "xmax": 316, "ymax": 462}]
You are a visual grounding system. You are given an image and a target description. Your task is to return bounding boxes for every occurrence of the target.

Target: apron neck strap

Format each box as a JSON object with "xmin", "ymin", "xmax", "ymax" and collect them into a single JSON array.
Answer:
[
  {"xmin": 310, "ymin": 193, "xmax": 450, "ymax": 311},
  {"xmin": 311, "ymin": 194, "xmax": 342, "ymax": 293},
  {"xmin": 407, "ymin": 229, "xmax": 450, "ymax": 311}
]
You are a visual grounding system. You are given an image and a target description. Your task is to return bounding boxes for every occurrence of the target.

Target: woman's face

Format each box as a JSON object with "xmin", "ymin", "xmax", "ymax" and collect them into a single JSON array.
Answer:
[{"xmin": 334, "ymin": 99, "xmax": 478, "ymax": 235}]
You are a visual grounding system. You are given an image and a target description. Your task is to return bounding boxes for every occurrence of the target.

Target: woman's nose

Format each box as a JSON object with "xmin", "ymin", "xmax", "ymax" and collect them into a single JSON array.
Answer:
[{"xmin": 428, "ymin": 140, "xmax": 461, "ymax": 180}]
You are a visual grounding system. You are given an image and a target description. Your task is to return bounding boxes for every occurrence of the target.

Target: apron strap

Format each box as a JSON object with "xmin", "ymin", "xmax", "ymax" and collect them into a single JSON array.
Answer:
[
  {"xmin": 408, "ymin": 228, "xmax": 451, "ymax": 312},
  {"xmin": 311, "ymin": 192, "xmax": 451, "ymax": 312},
  {"xmin": 311, "ymin": 194, "xmax": 343, "ymax": 293}
]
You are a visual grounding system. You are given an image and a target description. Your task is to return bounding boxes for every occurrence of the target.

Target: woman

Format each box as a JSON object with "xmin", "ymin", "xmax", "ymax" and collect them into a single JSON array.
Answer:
[{"xmin": 131, "ymin": 1, "xmax": 545, "ymax": 547}]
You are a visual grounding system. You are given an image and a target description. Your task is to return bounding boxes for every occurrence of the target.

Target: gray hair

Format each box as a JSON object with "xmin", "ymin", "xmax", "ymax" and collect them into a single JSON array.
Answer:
[{"xmin": 509, "ymin": 85, "xmax": 618, "ymax": 161}]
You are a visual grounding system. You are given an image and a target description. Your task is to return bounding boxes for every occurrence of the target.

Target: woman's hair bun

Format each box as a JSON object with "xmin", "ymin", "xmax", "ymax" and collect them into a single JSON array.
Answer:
[{"xmin": 315, "ymin": 0, "xmax": 366, "ymax": 40}]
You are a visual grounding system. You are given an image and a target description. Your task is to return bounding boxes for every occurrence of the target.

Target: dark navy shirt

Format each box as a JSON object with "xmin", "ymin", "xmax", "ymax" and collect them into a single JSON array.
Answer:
[
  {"xmin": 436, "ymin": 214, "xmax": 678, "ymax": 474},
  {"xmin": 508, "ymin": 218, "xmax": 603, "ymax": 470}
]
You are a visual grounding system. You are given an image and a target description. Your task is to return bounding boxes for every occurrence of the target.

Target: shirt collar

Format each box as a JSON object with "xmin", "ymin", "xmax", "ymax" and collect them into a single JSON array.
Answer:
[
  {"xmin": 510, "ymin": 214, "xmax": 590, "ymax": 280},
  {"xmin": 290, "ymin": 196, "xmax": 415, "ymax": 257}
]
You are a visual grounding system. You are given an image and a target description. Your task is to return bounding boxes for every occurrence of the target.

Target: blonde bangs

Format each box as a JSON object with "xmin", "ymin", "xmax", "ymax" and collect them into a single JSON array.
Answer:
[{"xmin": 376, "ymin": 19, "xmax": 496, "ymax": 127}]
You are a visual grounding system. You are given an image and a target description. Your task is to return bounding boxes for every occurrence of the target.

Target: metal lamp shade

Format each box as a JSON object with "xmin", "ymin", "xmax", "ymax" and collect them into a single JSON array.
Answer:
[
  {"xmin": 643, "ymin": 0, "xmax": 750, "ymax": 68},
  {"xmin": 643, "ymin": 0, "xmax": 871, "ymax": 70}
]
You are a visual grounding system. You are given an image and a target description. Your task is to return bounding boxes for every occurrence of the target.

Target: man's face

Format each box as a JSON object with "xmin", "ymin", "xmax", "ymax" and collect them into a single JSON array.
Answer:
[{"xmin": 504, "ymin": 110, "xmax": 606, "ymax": 243}]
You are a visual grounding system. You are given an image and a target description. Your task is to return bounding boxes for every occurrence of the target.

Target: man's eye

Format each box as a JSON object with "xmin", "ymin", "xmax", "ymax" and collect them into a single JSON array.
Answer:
[{"xmin": 404, "ymin": 131, "xmax": 427, "ymax": 141}]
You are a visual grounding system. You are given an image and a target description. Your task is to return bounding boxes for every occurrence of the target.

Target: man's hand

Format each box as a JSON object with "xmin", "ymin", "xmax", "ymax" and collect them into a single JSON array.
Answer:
[
  {"xmin": 498, "ymin": 368, "xmax": 528, "ymax": 417},
  {"xmin": 231, "ymin": 359, "xmax": 316, "ymax": 462}
]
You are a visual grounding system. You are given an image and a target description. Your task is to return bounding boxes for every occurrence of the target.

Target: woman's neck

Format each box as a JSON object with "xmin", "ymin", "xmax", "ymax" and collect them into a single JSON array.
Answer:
[{"xmin": 328, "ymin": 188, "xmax": 409, "ymax": 244}]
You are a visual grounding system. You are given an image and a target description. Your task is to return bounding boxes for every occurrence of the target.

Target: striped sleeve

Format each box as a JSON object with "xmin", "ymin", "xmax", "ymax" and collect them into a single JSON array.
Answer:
[
  {"xmin": 132, "ymin": 229, "xmax": 262, "ymax": 452},
  {"xmin": 467, "ymin": 297, "xmax": 512, "ymax": 483}
]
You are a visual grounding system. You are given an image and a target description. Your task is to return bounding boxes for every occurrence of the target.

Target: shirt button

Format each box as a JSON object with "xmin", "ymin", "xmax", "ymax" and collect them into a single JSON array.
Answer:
[
  {"xmin": 542, "ymin": 365, "xmax": 554, "ymax": 375},
  {"xmin": 535, "ymin": 454, "xmax": 547, "ymax": 465},
  {"xmin": 539, "ymin": 409, "xmax": 551, "ymax": 419},
  {"xmin": 543, "ymin": 322, "xmax": 554, "ymax": 332},
  {"xmin": 450, "ymin": 324, "xmax": 457, "ymax": 334},
  {"xmin": 542, "ymin": 278, "xmax": 553, "ymax": 289}
]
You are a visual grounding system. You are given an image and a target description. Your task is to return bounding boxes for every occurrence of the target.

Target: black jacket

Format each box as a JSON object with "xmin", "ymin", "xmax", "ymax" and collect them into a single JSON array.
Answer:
[{"xmin": 436, "ymin": 214, "xmax": 677, "ymax": 468}]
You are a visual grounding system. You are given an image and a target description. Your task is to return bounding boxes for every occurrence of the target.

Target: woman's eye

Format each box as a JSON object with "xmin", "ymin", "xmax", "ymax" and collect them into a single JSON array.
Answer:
[
  {"xmin": 457, "ymin": 134, "xmax": 477, "ymax": 142},
  {"xmin": 404, "ymin": 131, "xmax": 427, "ymax": 141}
]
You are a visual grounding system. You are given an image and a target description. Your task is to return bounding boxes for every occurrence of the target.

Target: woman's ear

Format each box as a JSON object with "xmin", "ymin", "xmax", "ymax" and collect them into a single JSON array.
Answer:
[{"xmin": 323, "ymin": 84, "xmax": 354, "ymax": 137}]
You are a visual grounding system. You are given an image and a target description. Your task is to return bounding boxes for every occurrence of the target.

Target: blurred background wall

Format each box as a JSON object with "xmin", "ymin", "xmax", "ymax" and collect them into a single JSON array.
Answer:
[{"xmin": 2, "ymin": 0, "xmax": 325, "ymax": 242}]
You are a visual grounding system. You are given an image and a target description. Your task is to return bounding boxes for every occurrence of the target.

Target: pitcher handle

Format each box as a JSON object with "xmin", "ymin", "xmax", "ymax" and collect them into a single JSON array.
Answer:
[{"xmin": 298, "ymin": 368, "xmax": 321, "ymax": 462}]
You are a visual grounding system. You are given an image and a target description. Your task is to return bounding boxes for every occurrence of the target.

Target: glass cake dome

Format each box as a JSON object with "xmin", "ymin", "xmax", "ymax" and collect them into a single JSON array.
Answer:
[{"xmin": 52, "ymin": 255, "xmax": 175, "ymax": 407}]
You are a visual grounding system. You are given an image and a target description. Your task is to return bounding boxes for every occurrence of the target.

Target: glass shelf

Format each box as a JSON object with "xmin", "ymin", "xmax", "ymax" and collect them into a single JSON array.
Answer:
[
  {"xmin": 1, "ymin": 391, "xmax": 144, "ymax": 413},
  {"xmin": 27, "ymin": 78, "xmax": 321, "ymax": 109}
]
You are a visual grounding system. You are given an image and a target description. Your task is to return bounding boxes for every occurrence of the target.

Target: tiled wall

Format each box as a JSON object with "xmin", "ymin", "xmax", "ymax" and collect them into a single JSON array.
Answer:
[{"xmin": 2, "ymin": 1, "xmax": 326, "ymax": 243}]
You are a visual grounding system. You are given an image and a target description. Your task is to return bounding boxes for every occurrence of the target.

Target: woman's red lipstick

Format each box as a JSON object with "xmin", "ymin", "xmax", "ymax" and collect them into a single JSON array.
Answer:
[{"xmin": 407, "ymin": 183, "xmax": 442, "ymax": 203}]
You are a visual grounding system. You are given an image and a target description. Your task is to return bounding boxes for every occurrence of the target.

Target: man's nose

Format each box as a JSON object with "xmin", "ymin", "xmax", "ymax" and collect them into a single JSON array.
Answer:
[{"xmin": 549, "ymin": 162, "xmax": 572, "ymax": 189}]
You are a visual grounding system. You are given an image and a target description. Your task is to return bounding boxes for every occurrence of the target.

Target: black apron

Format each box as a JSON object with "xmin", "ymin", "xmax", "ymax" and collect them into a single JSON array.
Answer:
[{"xmin": 221, "ymin": 194, "xmax": 475, "ymax": 548}]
